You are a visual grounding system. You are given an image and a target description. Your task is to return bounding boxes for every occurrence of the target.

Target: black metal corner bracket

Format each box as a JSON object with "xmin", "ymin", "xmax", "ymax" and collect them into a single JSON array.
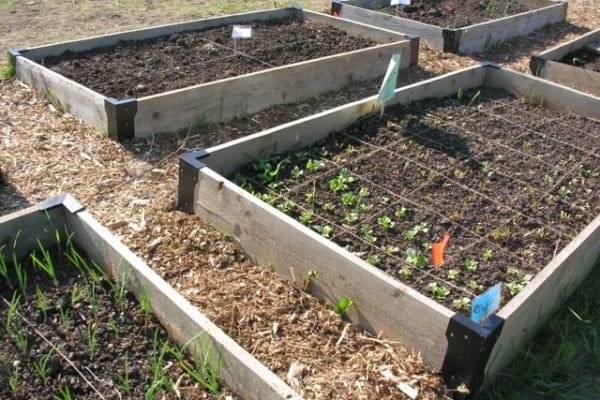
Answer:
[
  {"xmin": 104, "ymin": 98, "xmax": 138, "ymax": 142},
  {"xmin": 442, "ymin": 29, "xmax": 461, "ymax": 53},
  {"xmin": 441, "ymin": 313, "xmax": 505, "ymax": 399},
  {"xmin": 529, "ymin": 55, "xmax": 547, "ymax": 77},
  {"xmin": 178, "ymin": 150, "xmax": 209, "ymax": 214},
  {"xmin": 331, "ymin": 1, "xmax": 343, "ymax": 16},
  {"xmin": 37, "ymin": 193, "xmax": 85, "ymax": 214}
]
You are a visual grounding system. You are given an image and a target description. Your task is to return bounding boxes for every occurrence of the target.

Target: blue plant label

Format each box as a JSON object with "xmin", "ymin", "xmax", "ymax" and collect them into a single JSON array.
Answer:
[
  {"xmin": 391, "ymin": 0, "xmax": 411, "ymax": 5},
  {"xmin": 471, "ymin": 283, "xmax": 502, "ymax": 324},
  {"xmin": 377, "ymin": 54, "xmax": 401, "ymax": 104}
]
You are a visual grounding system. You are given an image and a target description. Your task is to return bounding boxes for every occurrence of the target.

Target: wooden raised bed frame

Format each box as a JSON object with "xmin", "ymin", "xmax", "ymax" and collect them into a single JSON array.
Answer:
[
  {"xmin": 178, "ymin": 64, "xmax": 600, "ymax": 396},
  {"xmin": 8, "ymin": 7, "xmax": 418, "ymax": 142},
  {"xmin": 331, "ymin": 0, "xmax": 567, "ymax": 54},
  {"xmin": 0, "ymin": 194, "xmax": 303, "ymax": 400},
  {"xmin": 530, "ymin": 29, "xmax": 600, "ymax": 97}
]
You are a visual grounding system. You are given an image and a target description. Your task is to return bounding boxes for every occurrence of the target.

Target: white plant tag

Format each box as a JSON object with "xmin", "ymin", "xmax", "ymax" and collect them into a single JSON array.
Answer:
[
  {"xmin": 391, "ymin": 0, "xmax": 411, "ymax": 5},
  {"xmin": 232, "ymin": 25, "xmax": 252, "ymax": 39}
]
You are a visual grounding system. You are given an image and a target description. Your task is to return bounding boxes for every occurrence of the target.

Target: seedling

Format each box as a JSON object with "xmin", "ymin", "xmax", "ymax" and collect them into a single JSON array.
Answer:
[
  {"xmin": 571, "ymin": 57, "xmax": 586, "ymax": 66},
  {"xmin": 556, "ymin": 186, "xmax": 569, "ymax": 196},
  {"xmin": 5, "ymin": 291, "xmax": 20, "ymax": 337},
  {"xmin": 322, "ymin": 202, "xmax": 335, "ymax": 212},
  {"xmin": 276, "ymin": 199, "xmax": 296, "ymax": 213},
  {"xmin": 394, "ymin": 207, "xmax": 407, "ymax": 219},
  {"xmin": 53, "ymin": 386, "xmax": 73, "ymax": 400},
  {"xmin": 139, "ymin": 290, "xmax": 152, "ymax": 330},
  {"xmin": 378, "ymin": 196, "xmax": 390, "ymax": 205},
  {"xmin": 422, "ymin": 242, "xmax": 432, "ymax": 251},
  {"xmin": 468, "ymin": 90, "xmax": 481, "ymax": 107},
  {"xmin": 483, "ymin": 249, "xmax": 493, "ymax": 261},
  {"xmin": 403, "ymin": 223, "xmax": 429, "ymax": 240},
  {"xmin": 382, "ymin": 245, "xmax": 400, "ymax": 255},
  {"xmin": 299, "ymin": 210, "xmax": 315, "ymax": 225},
  {"xmin": 447, "ymin": 269, "xmax": 460, "ymax": 280},
  {"xmin": 341, "ymin": 192, "xmax": 356, "ymax": 206},
  {"xmin": 329, "ymin": 168, "xmax": 355, "ymax": 192},
  {"xmin": 405, "ymin": 248, "xmax": 426, "ymax": 268},
  {"xmin": 507, "ymin": 281, "xmax": 524, "ymax": 296},
  {"xmin": 9, "ymin": 365, "xmax": 19, "ymax": 396},
  {"xmin": 464, "ymin": 258, "xmax": 478, "ymax": 271},
  {"xmin": 167, "ymin": 333, "xmax": 221, "ymax": 394},
  {"xmin": 36, "ymin": 285, "xmax": 48, "ymax": 321},
  {"xmin": 427, "ymin": 282, "xmax": 450, "ymax": 300},
  {"xmin": 118, "ymin": 352, "xmax": 132, "ymax": 396},
  {"xmin": 559, "ymin": 210, "xmax": 571, "ymax": 220},
  {"xmin": 70, "ymin": 284, "xmax": 83, "ymax": 308},
  {"xmin": 452, "ymin": 297, "xmax": 471, "ymax": 311},
  {"xmin": 534, "ymin": 227, "xmax": 547, "ymax": 240},
  {"xmin": 358, "ymin": 187, "xmax": 370, "ymax": 197},
  {"xmin": 30, "ymin": 239, "xmax": 58, "ymax": 285},
  {"xmin": 291, "ymin": 166, "xmax": 303, "ymax": 179},
  {"xmin": 490, "ymin": 226, "xmax": 510, "ymax": 242},
  {"xmin": 399, "ymin": 267, "xmax": 413, "ymax": 279},
  {"xmin": 367, "ymin": 254, "xmax": 380, "ymax": 266},
  {"xmin": 13, "ymin": 257, "xmax": 27, "ymax": 295},
  {"xmin": 108, "ymin": 318, "xmax": 120, "ymax": 338},
  {"xmin": 313, "ymin": 225, "xmax": 333, "ymax": 238},
  {"xmin": 302, "ymin": 269, "xmax": 318, "ymax": 291},
  {"xmin": 294, "ymin": 150, "xmax": 311, "ymax": 161},
  {"xmin": 456, "ymin": 87, "xmax": 464, "ymax": 101},
  {"xmin": 257, "ymin": 157, "xmax": 290, "ymax": 184},
  {"xmin": 58, "ymin": 305, "xmax": 70, "ymax": 333},
  {"xmin": 306, "ymin": 159, "xmax": 325, "ymax": 172},
  {"xmin": 114, "ymin": 269, "xmax": 130, "ymax": 311},
  {"xmin": 377, "ymin": 216, "xmax": 395, "ymax": 231},
  {"xmin": 33, "ymin": 347, "xmax": 55, "ymax": 384},
  {"xmin": 467, "ymin": 280, "xmax": 484, "ymax": 293},
  {"xmin": 344, "ymin": 212, "xmax": 359, "ymax": 224},
  {"xmin": 0, "ymin": 245, "xmax": 8, "ymax": 279},
  {"xmin": 543, "ymin": 174, "xmax": 554, "ymax": 185},
  {"xmin": 521, "ymin": 140, "xmax": 532, "ymax": 150},
  {"xmin": 333, "ymin": 297, "xmax": 353, "ymax": 315}
]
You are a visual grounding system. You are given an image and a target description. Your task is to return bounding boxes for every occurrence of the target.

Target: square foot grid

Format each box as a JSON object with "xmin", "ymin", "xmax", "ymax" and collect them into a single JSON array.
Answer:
[{"xmin": 235, "ymin": 87, "xmax": 600, "ymax": 314}]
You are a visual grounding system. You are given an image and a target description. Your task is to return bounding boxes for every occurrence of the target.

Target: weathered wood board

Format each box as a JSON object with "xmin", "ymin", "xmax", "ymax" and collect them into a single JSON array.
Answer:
[
  {"xmin": 530, "ymin": 29, "xmax": 600, "ymax": 97},
  {"xmin": 179, "ymin": 64, "xmax": 600, "ymax": 396},
  {"xmin": 10, "ymin": 7, "xmax": 418, "ymax": 141},
  {"xmin": 0, "ymin": 195, "xmax": 301, "ymax": 400},
  {"xmin": 332, "ymin": 0, "xmax": 567, "ymax": 54}
]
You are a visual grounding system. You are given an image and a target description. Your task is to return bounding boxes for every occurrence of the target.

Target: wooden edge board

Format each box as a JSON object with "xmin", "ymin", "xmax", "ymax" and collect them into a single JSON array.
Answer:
[
  {"xmin": 485, "ymin": 66, "xmax": 600, "ymax": 118},
  {"xmin": 191, "ymin": 167, "xmax": 454, "ymax": 369},
  {"xmin": 484, "ymin": 214, "xmax": 600, "ymax": 385},
  {"xmin": 19, "ymin": 8, "xmax": 297, "ymax": 61},
  {"xmin": 534, "ymin": 28, "xmax": 600, "ymax": 61},
  {"xmin": 0, "ymin": 195, "xmax": 301, "ymax": 400},
  {"xmin": 134, "ymin": 39, "xmax": 415, "ymax": 136},
  {"xmin": 15, "ymin": 56, "xmax": 108, "ymax": 133},
  {"xmin": 530, "ymin": 59, "xmax": 600, "ymax": 98},
  {"xmin": 202, "ymin": 64, "xmax": 487, "ymax": 177}
]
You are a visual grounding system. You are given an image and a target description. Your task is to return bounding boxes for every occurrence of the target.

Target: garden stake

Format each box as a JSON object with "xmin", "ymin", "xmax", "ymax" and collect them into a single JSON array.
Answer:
[{"xmin": 432, "ymin": 233, "xmax": 451, "ymax": 267}]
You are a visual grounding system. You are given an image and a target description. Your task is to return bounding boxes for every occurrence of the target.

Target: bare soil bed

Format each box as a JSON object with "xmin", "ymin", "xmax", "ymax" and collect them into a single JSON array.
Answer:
[
  {"xmin": 41, "ymin": 16, "xmax": 378, "ymax": 99},
  {"xmin": 0, "ymin": 241, "xmax": 226, "ymax": 399},
  {"xmin": 236, "ymin": 87, "xmax": 600, "ymax": 311},
  {"xmin": 374, "ymin": 0, "xmax": 532, "ymax": 28},
  {"xmin": 559, "ymin": 48, "xmax": 600, "ymax": 72}
]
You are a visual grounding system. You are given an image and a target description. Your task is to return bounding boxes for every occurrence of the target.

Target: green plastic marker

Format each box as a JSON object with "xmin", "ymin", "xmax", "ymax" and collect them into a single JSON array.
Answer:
[{"xmin": 377, "ymin": 54, "xmax": 401, "ymax": 116}]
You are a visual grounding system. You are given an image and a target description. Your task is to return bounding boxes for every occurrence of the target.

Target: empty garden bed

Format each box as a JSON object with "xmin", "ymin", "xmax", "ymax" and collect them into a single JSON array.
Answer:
[
  {"xmin": 531, "ymin": 29, "xmax": 600, "ymax": 97},
  {"xmin": 179, "ymin": 64, "xmax": 600, "ymax": 394},
  {"xmin": 332, "ymin": 0, "xmax": 566, "ymax": 53},
  {"xmin": 10, "ymin": 7, "xmax": 417, "ymax": 140}
]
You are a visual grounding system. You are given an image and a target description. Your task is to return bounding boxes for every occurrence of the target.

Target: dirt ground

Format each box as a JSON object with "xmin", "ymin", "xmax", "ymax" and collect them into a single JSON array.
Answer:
[{"xmin": 1, "ymin": 0, "xmax": 599, "ymax": 399}]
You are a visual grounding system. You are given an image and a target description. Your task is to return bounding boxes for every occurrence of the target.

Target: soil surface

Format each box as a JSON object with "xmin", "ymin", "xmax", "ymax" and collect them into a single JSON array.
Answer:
[
  {"xmin": 375, "ymin": 0, "xmax": 532, "ymax": 28},
  {"xmin": 0, "ymin": 243, "xmax": 227, "ymax": 399},
  {"xmin": 237, "ymin": 87, "xmax": 600, "ymax": 310},
  {"xmin": 559, "ymin": 48, "xmax": 600, "ymax": 72},
  {"xmin": 42, "ymin": 17, "xmax": 378, "ymax": 99}
]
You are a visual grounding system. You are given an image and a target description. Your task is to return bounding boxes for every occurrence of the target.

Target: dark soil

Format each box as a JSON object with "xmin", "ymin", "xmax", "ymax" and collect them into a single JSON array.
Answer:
[
  {"xmin": 559, "ymin": 48, "xmax": 600, "ymax": 72},
  {"xmin": 235, "ymin": 87, "xmax": 599, "ymax": 313},
  {"xmin": 41, "ymin": 17, "xmax": 379, "ymax": 99},
  {"xmin": 375, "ymin": 0, "xmax": 532, "ymax": 28},
  {"xmin": 0, "ymin": 243, "xmax": 226, "ymax": 399}
]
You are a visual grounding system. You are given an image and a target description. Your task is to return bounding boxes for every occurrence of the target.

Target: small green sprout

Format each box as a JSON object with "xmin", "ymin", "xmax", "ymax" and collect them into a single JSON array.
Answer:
[
  {"xmin": 333, "ymin": 297, "xmax": 353, "ymax": 315},
  {"xmin": 358, "ymin": 187, "xmax": 370, "ymax": 197},
  {"xmin": 341, "ymin": 192, "xmax": 356, "ymax": 206},
  {"xmin": 427, "ymin": 282, "xmax": 450, "ymax": 300},
  {"xmin": 344, "ymin": 212, "xmax": 359, "ymax": 224},
  {"xmin": 33, "ymin": 347, "xmax": 55, "ymax": 384},
  {"xmin": 405, "ymin": 248, "xmax": 427, "ymax": 268},
  {"xmin": 467, "ymin": 280, "xmax": 484, "ymax": 293},
  {"xmin": 394, "ymin": 207, "xmax": 407, "ymax": 219},
  {"xmin": 378, "ymin": 196, "xmax": 390, "ymax": 205},
  {"xmin": 464, "ymin": 258, "xmax": 478, "ymax": 271},
  {"xmin": 506, "ymin": 281, "xmax": 524, "ymax": 296},
  {"xmin": 399, "ymin": 267, "xmax": 413, "ymax": 279},
  {"xmin": 377, "ymin": 216, "xmax": 395, "ymax": 230},
  {"xmin": 367, "ymin": 254, "xmax": 380, "ymax": 266},
  {"xmin": 482, "ymin": 249, "xmax": 493, "ymax": 261},
  {"xmin": 299, "ymin": 210, "xmax": 315, "ymax": 224},
  {"xmin": 276, "ymin": 199, "xmax": 296, "ymax": 213},
  {"xmin": 447, "ymin": 269, "xmax": 460, "ymax": 280},
  {"xmin": 322, "ymin": 202, "xmax": 335, "ymax": 212},
  {"xmin": 452, "ymin": 297, "xmax": 471, "ymax": 311},
  {"xmin": 556, "ymin": 186, "xmax": 569, "ymax": 196},
  {"xmin": 559, "ymin": 210, "xmax": 571, "ymax": 220},
  {"xmin": 291, "ymin": 166, "xmax": 303, "ymax": 179},
  {"xmin": 313, "ymin": 225, "xmax": 333, "ymax": 238},
  {"xmin": 306, "ymin": 159, "xmax": 325, "ymax": 172},
  {"xmin": 382, "ymin": 245, "xmax": 400, "ymax": 255},
  {"xmin": 422, "ymin": 242, "xmax": 432, "ymax": 251},
  {"xmin": 329, "ymin": 168, "xmax": 355, "ymax": 192},
  {"xmin": 303, "ymin": 269, "xmax": 319, "ymax": 291}
]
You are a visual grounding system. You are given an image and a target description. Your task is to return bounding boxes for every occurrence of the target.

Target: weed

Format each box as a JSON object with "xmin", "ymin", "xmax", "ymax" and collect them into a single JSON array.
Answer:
[
  {"xmin": 490, "ymin": 226, "xmax": 510, "ymax": 242},
  {"xmin": 378, "ymin": 196, "xmax": 390, "ymax": 205},
  {"xmin": 422, "ymin": 242, "xmax": 432, "ymax": 251},
  {"xmin": 559, "ymin": 210, "xmax": 571, "ymax": 220},
  {"xmin": 358, "ymin": 187, "xmax": 370, "ymax": 198},
  {"xmin": 33, "ymin": 347, "xmax": 55, "ymax": 384},
  {"xmin": 70, "ymin": 284, "xmax": 83, "ymax": 308},
  {"xmin": 1, "ymin": 64, "xmax": 15, "ymax": 78},
  {"xmin": 333, "ymin": 297, "xmax": 353, "ymax": 315},
  {"xmin": 507, "ymin": 281, "xmax": 524, "ymax": 296}
]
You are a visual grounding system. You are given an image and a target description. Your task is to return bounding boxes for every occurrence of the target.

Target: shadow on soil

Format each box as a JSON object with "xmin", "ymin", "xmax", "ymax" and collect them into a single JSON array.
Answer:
[
  {"xmin": 0, "ymin": 171, "xmax": 30, "ymax": 217},
  {"xmin": 471, "ymin": 22, "xmax": 591, "ymax": 66},
  {"xmin": 478, "ymin": 260, "xmax": 600, "ymax": 400}
]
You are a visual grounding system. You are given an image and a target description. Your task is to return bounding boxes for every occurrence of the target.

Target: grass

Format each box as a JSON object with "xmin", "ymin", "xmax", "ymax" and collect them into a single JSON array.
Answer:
[{"xmin": 478, "ymin": 262, "xmax": 600, "ymax": 399}]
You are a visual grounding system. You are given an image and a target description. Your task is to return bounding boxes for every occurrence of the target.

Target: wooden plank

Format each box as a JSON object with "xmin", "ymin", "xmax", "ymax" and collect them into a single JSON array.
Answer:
[
  {"xmin": 22, "ymin": 8, "xmax": 296, "ymax": 61},
  {"xmin": 305, "ymin": 9, "xmax": 408, "ymax": 43},
  {"xmin": 457, "ymin": 1, "xmax": 566, "ymax": 54},
  {"xmin": 64, "ymin": 207, "xmax": 301, "ymax": 400},
  {"xmin": 485, "ymin": 66, "xmax": 600, "ymax": 119},
  {"xmin": 537, "ymin": 59, "xmax": 600, "ymax": 97},
  {"xmin": 204, "ymin": 65, "xmax": 487, "ymax": 177},
  {"xmin": 338, "ymin": 2, "xmax": 445, "ymax": 50},
  {"xmin": 584, "ymin": 41, "xmax": 600, "ymax": 55},
  {"xmin": 484, "ymin": 214, "xmax": 600, "ymax": 385},
  {"xmin": 15, "ymin": 57, "xmax": 108, "ymax": 134},
  {"xmin": 192, "ymin": 167, "xmax": 454, "ymax": 370},
  {"xmin": 536, "ymin": 29, "xmax": 600, "ymax": 61},
  {"xmin": 134, "ymin": 39, "xmax": 414, "ymax": 137}
]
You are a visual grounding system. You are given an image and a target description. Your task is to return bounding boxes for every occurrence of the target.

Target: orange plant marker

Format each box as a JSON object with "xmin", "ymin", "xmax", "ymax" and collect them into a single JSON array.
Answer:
[{"xmin": 432, "ymin": 233, "xmax": 450, "ymax": 268}]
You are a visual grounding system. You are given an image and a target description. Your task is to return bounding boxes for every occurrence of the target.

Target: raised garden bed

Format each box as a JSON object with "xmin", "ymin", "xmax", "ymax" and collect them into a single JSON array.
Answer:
[
  {"xmin": 8, "ymin": 7, "xmax": 418, "ymax": 141},
  {"xmin": 530, "ymin": 29, "xmax": 600, "ymax": 97},
  {"xmin": 178, "ymin": 64, "xmax": 600, "ymax": 396},
  {"xmin": 331, "ymin": 0, "xmax": 567, "ymax": 53},
  {"xmin": 0, "ymin": 194, "xmax": 303, "ymax": 400}
]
